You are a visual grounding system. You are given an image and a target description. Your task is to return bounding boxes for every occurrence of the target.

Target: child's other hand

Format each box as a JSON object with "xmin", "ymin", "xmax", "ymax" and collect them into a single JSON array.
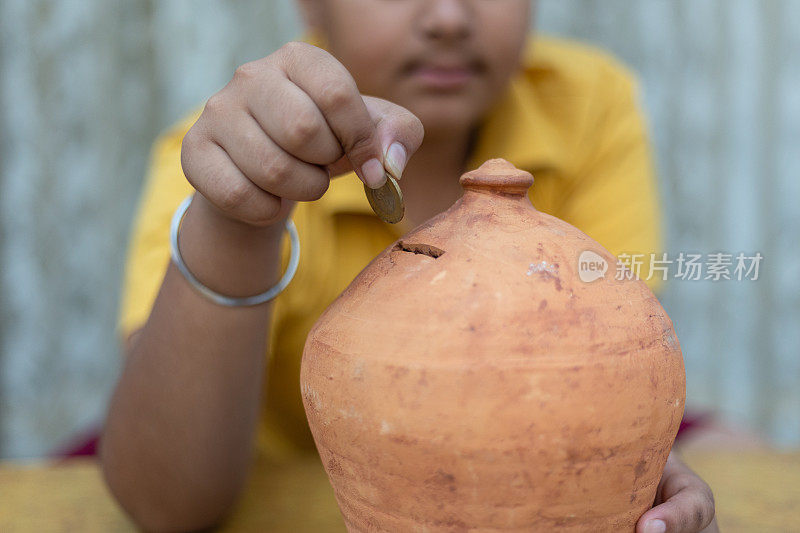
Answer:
[
  {"xmin": 636, "ymin": 451, "xmax": 718, "ymax": 533},
  {"xmin": 180, "ymin": 41, "xmax": 424, "ymax": 228}
]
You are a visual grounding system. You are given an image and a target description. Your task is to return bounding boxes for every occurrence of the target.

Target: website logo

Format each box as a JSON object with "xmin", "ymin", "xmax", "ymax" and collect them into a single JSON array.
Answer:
[{"xmin": 578, "ymin": 250, "xmax": 608, "ymax": 283}]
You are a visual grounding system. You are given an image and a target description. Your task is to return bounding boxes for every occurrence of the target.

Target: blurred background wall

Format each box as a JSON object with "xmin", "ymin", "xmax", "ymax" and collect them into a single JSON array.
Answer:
[{"xmin": 0, "ymin": 0, "xmax": 797, "ymax": 459}]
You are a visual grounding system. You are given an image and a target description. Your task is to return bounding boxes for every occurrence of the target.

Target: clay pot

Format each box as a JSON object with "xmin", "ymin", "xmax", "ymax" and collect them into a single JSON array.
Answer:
[{"xmin": 300, "ymin": 159, "xmax": 685, "ymax": 531}]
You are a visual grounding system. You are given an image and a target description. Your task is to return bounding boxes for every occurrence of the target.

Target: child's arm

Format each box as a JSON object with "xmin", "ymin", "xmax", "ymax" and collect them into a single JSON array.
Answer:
[
  {"xmin": 101, "ymin": 41, "xmax": 423, "ymax": 531},
  {"xmin": 102, "ymin": 194, "xmax": 290, "ymax": 531}
]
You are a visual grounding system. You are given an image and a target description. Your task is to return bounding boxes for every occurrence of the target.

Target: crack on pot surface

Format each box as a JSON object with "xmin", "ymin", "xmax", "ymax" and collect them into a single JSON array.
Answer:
[{"xmin": 393, "ymin": 240, "xmax": 446, "ymax": 259}]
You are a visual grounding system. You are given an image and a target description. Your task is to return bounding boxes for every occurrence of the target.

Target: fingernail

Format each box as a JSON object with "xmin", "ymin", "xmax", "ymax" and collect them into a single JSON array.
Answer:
[
  {"xmin": 361, "ymin": 158, "xmax": 386, "ymax": 188},
  {"xmin": 384, "ymin": 142, "xmax": 407, "ymax": 181},
  {"xmin": 644, "ymin": 519, "xmax": 666, "ymax": 533}
]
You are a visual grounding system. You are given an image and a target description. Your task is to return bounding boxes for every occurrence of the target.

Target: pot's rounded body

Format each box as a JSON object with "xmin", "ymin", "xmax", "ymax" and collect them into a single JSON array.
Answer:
[{"xmin": 300, "ymin": 159, "xmax": 685, "ymax": 532}]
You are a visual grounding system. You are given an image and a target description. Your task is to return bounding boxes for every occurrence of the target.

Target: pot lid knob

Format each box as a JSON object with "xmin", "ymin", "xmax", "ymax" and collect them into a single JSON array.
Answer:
[{"xmin": 459, "ymin": 158, "xmax": 534, "ymax": 196}]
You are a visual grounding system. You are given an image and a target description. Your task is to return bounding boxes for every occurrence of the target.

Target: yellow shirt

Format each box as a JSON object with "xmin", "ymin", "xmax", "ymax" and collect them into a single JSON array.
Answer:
[{"xmin": 117, "ymin": 34, "xmax": 663, "ymax": 463}]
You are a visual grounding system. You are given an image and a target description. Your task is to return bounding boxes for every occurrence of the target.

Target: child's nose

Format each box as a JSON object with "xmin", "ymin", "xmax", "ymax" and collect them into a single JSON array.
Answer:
[{"xmin": 418, "ymin": 0, "xmax": 473, "ymax": 42}]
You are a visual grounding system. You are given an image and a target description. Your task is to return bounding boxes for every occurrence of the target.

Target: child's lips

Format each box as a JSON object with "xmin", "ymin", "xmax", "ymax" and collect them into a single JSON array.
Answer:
[{"xmin": 409, "ymin": 64, "xmax": 476, "ymax": 90}]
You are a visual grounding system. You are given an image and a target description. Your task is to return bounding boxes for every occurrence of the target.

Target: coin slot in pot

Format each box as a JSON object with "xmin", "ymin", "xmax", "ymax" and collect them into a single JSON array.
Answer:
[{"xmin": 393, "ymin": 240, "xmax": 445, "ymax": 259}]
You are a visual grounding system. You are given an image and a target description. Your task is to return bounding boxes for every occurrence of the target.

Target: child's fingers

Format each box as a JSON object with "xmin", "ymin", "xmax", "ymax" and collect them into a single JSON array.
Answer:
[
  {"xmin": 275, "ymin": 42, "xmax": 385, "ymax": 188},
  {"xmin": 636, "ymin": 452, "xmax": 716, "ymax": 533},
  {"xmin": 362, "ymin": 96, "xmax": 425, "ymax": 181}
]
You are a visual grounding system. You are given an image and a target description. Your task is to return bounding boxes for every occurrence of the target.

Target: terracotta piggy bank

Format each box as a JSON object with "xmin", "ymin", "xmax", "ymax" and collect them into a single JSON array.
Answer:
[{"xmin": 301, "ymin": 159, "xmax": 685, "ymax": 531}]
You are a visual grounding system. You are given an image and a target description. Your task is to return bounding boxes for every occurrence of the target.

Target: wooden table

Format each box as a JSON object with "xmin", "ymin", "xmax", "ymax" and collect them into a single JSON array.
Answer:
[{"xmin": 1, "ymin": 451, "xmax": 798, "ymax": 532}]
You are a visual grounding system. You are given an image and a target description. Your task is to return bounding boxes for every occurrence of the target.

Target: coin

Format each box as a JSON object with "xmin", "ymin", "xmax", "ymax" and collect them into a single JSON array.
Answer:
[{"xmin": 364, "ymin": 171, "xmax": 404, "ymax": 224}]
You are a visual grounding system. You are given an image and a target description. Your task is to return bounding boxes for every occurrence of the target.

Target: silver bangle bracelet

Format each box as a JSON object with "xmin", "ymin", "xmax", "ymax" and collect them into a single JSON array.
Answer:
[{"xmin": 169, "ymin": 193, "xmax": 300, "ymax": 306}]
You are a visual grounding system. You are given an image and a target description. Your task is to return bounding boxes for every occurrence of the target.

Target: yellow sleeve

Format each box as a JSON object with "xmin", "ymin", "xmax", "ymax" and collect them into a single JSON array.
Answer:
[
  {"xmin": 115, "ymin": 110, "xmax": 201, "ymax": 345},
  {"xmin": 554, "ymin": 61, "xmax": 664, "ymax": 294}
]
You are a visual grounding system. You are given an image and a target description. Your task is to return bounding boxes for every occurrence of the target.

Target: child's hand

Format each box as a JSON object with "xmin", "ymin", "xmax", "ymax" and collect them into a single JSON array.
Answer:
[
  {"xmin": 180, "ymin": 41, "xmax": 424, "ymax": 228},
  {"xmin": 637, "ymin": 451, "xmax": 718, "ymax": 533}
]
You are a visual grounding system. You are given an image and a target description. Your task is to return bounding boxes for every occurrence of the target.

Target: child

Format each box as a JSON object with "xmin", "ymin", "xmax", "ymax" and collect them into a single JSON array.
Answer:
[{"xmin": 102, "ymin": 2, "xmax": 718, "ymax": 532}]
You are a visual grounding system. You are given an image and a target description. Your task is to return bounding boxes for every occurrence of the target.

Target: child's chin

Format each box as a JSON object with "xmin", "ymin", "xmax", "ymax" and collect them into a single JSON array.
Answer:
[{"xmin": 415, "ymin": 101, "xmax": 482, "ymax": 135}]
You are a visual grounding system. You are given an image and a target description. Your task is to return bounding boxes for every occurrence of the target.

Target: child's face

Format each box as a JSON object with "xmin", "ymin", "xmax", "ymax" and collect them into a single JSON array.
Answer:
[{"xmin": 299, "ymin": 0, "xmax": 533, "ymax": 137}]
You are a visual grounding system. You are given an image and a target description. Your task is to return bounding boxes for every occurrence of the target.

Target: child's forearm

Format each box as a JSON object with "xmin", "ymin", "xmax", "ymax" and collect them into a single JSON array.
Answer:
[{"xmin": 100, "ymin": 193, "xmax": 290, "ymax": 531}]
